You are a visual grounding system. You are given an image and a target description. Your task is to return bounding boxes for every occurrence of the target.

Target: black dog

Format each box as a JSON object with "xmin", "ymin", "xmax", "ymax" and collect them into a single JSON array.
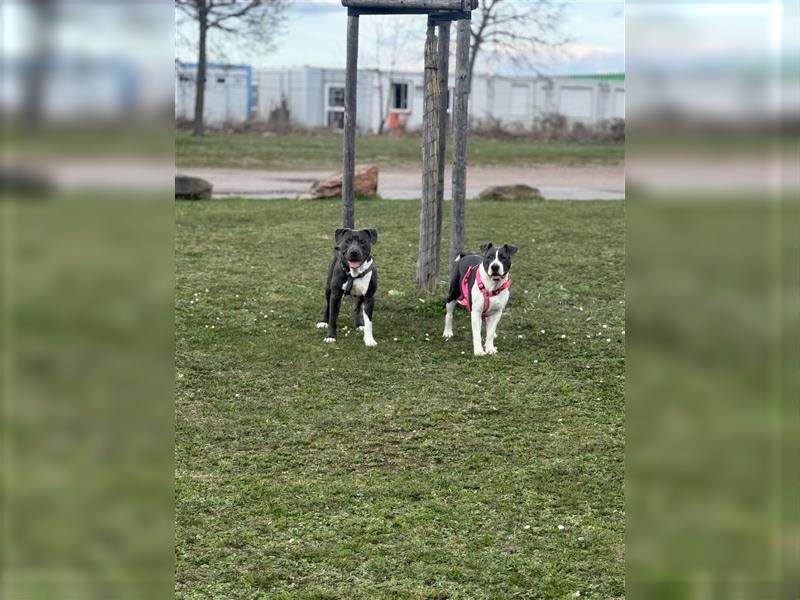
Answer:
[
  {"xmin": 443, "ymin": 243, "xmax": 517, "ymax": 356},
  {"xmin": 317, "ymin": 228, "xmax": 378, "ymax": 346}
]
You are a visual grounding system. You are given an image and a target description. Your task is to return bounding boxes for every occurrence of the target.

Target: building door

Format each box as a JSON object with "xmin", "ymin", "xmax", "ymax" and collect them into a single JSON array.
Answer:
[
  {"xmin": 325, "ymin": 84, "xmax": 345, "ymax": 130},
  {"xmin": 559, "ymin": 86, "xmax": 594, "ymax": 122},
  {"xmin": 511, "ymin": 84, "xmax": 530, "ymax": 122}
]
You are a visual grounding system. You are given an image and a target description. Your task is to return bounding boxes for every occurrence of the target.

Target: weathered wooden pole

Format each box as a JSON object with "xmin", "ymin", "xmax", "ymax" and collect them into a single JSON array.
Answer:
[
  {"xmin": 434, "ymin": 22, "xmax": 450, "ymax": 275},
  {"xmin": 416, "ymin": 20, "xmax": 440, "ymax": 294},
  {"xmin": 342, "ymin": 13, "xmax": 359, "ymax": 229},
  {"xmin": 450, "ymin": 17, "xmax": 470, "ymax": 263}
]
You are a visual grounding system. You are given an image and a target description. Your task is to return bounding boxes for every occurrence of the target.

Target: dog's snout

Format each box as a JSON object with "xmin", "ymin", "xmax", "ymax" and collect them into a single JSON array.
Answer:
[
  {"xmin": 347, "ymin": 249, "xmax": 360, "ymax": 259},
  {"xmin": 490, "ymin": 263, "xmax": 501, "ymax": 273}
]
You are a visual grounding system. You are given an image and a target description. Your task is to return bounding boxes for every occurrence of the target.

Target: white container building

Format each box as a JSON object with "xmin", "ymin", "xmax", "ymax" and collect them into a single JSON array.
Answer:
[{"xmin": 176, "ymin": 62, "xmax": 624, "ymax": 132}]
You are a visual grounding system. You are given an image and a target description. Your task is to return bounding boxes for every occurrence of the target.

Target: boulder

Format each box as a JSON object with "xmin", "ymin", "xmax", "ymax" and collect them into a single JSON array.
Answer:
[
  {"xmin": 176, "ymin": 175, "xmax": 212, "ymax": 200},
  {"xmin": 305, "ymin": 164, "xmax": 379, "ymax": 199},
  {"xmin": 478, "ymin": 184, "xmax": 543, "ymax": 201}
]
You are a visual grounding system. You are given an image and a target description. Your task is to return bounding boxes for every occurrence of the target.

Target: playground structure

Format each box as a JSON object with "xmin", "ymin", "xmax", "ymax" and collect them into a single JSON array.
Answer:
[{"xmin": 339, "ymin": 0, "xmax": 478, "ymax": 293}]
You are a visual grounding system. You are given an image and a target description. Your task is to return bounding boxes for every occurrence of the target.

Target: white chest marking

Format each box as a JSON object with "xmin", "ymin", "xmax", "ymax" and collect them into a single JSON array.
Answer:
[
  {"xmin": 342, "ymin": 259, "xmax": 373, "ymax": 297},
  {"xmin": 349, "ymin": 271, "xmax": 372, "ymax": 296}
]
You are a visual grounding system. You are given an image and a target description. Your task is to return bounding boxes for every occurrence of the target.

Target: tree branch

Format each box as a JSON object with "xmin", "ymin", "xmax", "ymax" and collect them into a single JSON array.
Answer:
[{"xmin": 208, "ymin": 0, "xmax": 260, "ymax": 28}]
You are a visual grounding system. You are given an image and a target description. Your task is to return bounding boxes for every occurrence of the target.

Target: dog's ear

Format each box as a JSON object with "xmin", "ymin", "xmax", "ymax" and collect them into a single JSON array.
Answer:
[
  {"xmin": 504, "ymin": 244, "xmax": 518, "ymax": 257},
  {"xmin": 334, "ymin": 228, "xmax": 350, "ymax": 243},
  {"xmin": 362, "ymin": 228, "xmax": 378, "ymax": 244},
  {"xmin": 479, "ymin": 243, "xmax": 494, "ymax": 254}
]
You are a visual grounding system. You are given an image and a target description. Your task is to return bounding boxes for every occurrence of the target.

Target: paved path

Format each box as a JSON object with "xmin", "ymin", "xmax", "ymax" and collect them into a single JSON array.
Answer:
[{"xmin": 179, "ymin": 165, "xmax": 625, "ymax": 201}]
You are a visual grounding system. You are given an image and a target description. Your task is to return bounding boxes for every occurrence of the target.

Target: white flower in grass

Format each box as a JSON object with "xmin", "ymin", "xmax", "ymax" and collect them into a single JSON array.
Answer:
[
  {"xmin": 393, "ymin": 337, "xmax": 399, "ymax": 341},
  {"xmin": 557, "ymin": 524, "xmax": 565, "ymax": 531},
  {"xmin": 523, "ymin": 524, "xmax": 531, "ymax": 530},
  {"xmin": 560, "ymin": 334, "xmax": 566, "ymax": 339},
  {"xmin": 606, "ymin": 338, "xmax": 611, "ymax": 343},
  {"xmin": 517, "ymin": 334, "xmax": 524, "ymax": 339}
]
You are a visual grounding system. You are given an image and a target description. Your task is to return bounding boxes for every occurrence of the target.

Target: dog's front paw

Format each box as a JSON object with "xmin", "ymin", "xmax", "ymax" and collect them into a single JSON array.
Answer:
[
  {"xmin": 316, "ymin": 322, "xmax": 328, "ymax": 329},
  {"xmin": 442, "ymin": 330, "xmax": 453, "ymax": 340},
  {"xmin": 364, "ymin": 337, "xmax": 377, "ymax": 347},
  {"xmin": 323, "ymin": 337, "xmax": 336, "ymax": 343},
  {"xmin": 485, "ymin": 346, "xmax": 498, "ymax": 355},
  {"xmin": 474, "ymin": 348, "xmax": 486, "ymax": 356},
  {"xmin": 356, "ymin": 325, "xmax": 365, "ymax": 332}
]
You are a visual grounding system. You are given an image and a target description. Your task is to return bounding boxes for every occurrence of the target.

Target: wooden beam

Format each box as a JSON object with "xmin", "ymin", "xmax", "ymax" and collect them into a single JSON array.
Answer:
[
  {"xmin": 342, "ymin": 0, "xmax": 465, "ymax": 10},
  {"xmin": 416, "ymin": 21, "xmax": 440, "ymax": 293},
  {"xmin": 348, "ymin": 7, "xmax": 470, "ymax": 17},
  {"xmin": 450, "ymin": 17, "xmax": 469, "ymax": 263},
  {"xmin": 341, "ymin": 14, "xmax": 359, "ymax": 229},
  {"xmin": 434, "ymin": 21, "xmax": 450, "ymax": 274}
]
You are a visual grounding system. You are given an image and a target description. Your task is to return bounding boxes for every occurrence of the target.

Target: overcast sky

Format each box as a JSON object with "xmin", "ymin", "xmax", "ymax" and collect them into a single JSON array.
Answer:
[{"xmin": 177, "ymin": 1, "xmax": 625, "ymax": 76}]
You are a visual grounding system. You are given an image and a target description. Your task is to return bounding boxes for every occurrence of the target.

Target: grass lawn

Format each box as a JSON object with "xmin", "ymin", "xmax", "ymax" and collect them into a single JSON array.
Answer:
[
  {"xmin": 175, "ymin": 198, "xmax": 625, "ymax": 599},
  {"xmin": 175, "ymin": 131, "xmax": 624, "ymax": 169}
]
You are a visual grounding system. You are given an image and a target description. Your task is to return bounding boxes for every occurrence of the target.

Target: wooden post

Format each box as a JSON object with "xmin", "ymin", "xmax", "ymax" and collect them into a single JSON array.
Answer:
[
  {"xmin": 434, "ymin": 22, "xmax": 450, "ymax": 276},
  {"xmin": 450, "ymin": 17, "xmax": 470, "ymax": 263},
  {"xmin": 416, "ymin": 20, "xmax": 440, "ymax": 294},
  {"xmin": 342, "ymin": 14, "xmax": 359, "ymax": 229}
]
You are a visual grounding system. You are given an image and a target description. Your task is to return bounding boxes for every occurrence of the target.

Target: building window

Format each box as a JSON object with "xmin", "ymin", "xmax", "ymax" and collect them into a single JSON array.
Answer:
[
  {"xmin": 328, "ymin": 86, "xmax": 345, "ymax": 108},
  {"xmin": 216, "ymin": 77, "xmax": 226, "ymax": 84},
  {"xmin": 391, "ymin": 82, "xmax": 409, "ymax": 110},
  {"xmin": 326, "ymin": 85, "xmax": 346, "ymax": 130}
]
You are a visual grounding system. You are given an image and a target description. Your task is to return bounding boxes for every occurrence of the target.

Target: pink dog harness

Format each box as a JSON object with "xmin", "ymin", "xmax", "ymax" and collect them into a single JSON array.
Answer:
[{"xmin": 457, "ymin": 265, "xmax": 512, "ymax": 320}]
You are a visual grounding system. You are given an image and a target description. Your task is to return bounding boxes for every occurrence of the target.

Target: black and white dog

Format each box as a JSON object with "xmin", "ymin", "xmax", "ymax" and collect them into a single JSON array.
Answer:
[
  {"xmin": 317, "ymin": 228, "xmax": 379, "ymax": 346},
  {"xmin": 443, "ymin": 243, "xmax": 517, "ymax": 356}
]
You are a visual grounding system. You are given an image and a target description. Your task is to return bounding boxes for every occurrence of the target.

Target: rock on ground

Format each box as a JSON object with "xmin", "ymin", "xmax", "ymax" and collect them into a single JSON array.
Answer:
[
  {"xmin": 478, "ymin": 184, "xmax": 543, "ymax": 201},
  {"xmin": 176, "ymin": 175, "xmax": 213, "ymax": 200},
  {"xmin": 302, "ymin": 164, "xmax": 379, "ymax": 199}
]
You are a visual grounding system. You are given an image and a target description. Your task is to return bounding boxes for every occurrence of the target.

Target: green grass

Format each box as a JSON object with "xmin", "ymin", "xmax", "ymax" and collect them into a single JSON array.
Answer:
[
  {"xmin": 175, "ymin": 132, "xmax": 624, "ymax": 169},
  {"xmin": 175, "ymin": 198, "xmax": 625, "ymax": 599}
]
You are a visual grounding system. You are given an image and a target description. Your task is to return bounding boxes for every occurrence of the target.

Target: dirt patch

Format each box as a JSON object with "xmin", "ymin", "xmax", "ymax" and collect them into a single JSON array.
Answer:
[{"xmin": 178, "ymin": 164, "xmax": 625, "ymax": 201}]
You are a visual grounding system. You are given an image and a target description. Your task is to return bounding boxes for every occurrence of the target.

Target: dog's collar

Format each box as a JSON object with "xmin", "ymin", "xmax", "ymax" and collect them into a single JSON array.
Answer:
[
  {"xmin": 475, "ymin": 267, "xmax": 511, "ymax": 320},
  {"xmin": 335, "ymin": 251, "xmax": 374, "ymax": 295}
]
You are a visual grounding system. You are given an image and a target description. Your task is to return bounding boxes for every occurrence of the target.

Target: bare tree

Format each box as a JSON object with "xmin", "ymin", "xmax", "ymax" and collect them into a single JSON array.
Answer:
[
  {"xmin": 363, "ymin": 16, "xmax": 420, "ymax": 135},
  {"xmin": 468, "ymin": 0, "xmax": 567, "ymax": 90},
  {"xmin": 175, "ymin": 0, "xmax": 285, "ymax": 136},
  {"xmin": 21, "ymin": 0, "xmax": 56, "ymax": 123},
  {"xmin": 416, "ymin": 22, "xmax": 440, "ymax": 293}
]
